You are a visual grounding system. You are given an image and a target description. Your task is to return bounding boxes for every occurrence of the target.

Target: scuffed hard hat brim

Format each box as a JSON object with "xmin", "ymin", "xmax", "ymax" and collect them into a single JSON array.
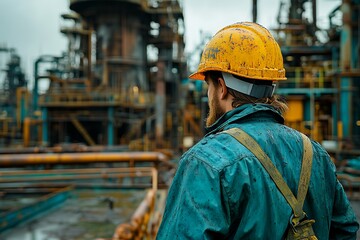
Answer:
[
  {"xmin": 188, "ymin": 71, "xmax": 205, "ymax": 80},
  {"xmin": 189, "ymin": 68, "xmax": 287, "ymax": 81}
]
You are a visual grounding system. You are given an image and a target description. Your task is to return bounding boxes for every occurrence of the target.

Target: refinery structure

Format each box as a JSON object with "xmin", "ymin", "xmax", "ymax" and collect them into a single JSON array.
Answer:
[
  {"xmin": 0, "ymin": 0, "xmax": 360, "ymax": 239},
  {"xmin": 1, "ymin": 0, "xmax": 187, "ymax": 150}
]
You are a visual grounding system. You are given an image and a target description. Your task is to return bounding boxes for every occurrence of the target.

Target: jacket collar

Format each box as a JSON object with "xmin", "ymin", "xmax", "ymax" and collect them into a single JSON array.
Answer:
[{"xmin": 204, "ymin": 103, "xmax": 284, "ymax": 136}]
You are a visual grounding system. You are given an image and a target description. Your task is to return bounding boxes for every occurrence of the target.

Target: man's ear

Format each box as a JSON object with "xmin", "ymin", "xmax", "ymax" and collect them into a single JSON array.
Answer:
[{"xmin": 218, "ymin": 77, "xmax": 228, "ymax": 100}]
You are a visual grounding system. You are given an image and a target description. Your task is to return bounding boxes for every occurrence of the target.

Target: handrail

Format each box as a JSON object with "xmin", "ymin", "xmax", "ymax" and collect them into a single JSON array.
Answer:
[
  {"xmin": 0, "ymin": 151, "xmax": 167, "ymax": 166},
  {"xmin": 0, "ymin": 166, "xmax": 162, "ymax": 237},
  {"xmin": 0, "ymin": 167, "xmax": 159, "ymax": 191},
  {"xmin": 110, "ymin": 189, "xmax": 166, "ymax": 240},
  {"xmin": 278, "ymin": 66, "xmax": 335, "ymax": 89}
]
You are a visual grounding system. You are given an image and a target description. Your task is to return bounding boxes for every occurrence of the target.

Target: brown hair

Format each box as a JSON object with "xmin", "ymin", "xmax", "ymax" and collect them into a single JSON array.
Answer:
[{"xmin": 206, "ymin": 71, "xmax": 288, "ymax": 114}]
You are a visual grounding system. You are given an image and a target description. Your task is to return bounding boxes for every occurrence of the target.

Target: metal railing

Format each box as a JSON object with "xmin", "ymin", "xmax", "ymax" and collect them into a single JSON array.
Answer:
[
  {"xmin": 39, "ymin": 91, "xmax": 155, "ymax": 107},
  {"xmin": 0, "ymin": 167, "xmax": 158, "ymax": 190},
  {"xmin": 277, "ymin": 66, "xmax": 336, "ymax": 90},
  {"xmin": 0, "ymin": 166, "xmax": 162, "ymax": 237}
]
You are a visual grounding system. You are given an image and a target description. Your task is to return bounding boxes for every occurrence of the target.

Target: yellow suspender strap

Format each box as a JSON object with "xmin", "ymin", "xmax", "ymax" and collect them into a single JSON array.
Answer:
[{"xmin": 223, "ymin": 128, "xmax": 313, "ymax": 219}]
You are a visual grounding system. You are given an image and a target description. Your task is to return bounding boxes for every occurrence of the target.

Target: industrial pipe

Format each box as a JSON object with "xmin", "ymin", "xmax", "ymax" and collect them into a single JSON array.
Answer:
[
  {"xmin": 0, "ymin": 144, "xmax": 129, "ymax": 154},
  {"xmin": 252, "ymin": 0, "xmax": 257, "ymax": 23},
  {"xmin": 23, "ymin": 118, "xmax": 42, "ymax": 147},
  {"xmin": 0, "ymin": 152, "xmax": 167, "ymax": 167},
  {"xmin": 33, "ymin": 55, "xmax": 62, "ymax": 111},
  {"xmin": 112, "ymin": 189, "xmax": 156, "ymax": 240}
]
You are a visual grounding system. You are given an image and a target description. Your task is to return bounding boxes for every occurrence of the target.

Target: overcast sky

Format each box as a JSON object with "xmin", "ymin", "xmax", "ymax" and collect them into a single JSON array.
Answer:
[{"xmin": 0, "ymin": 0, "xmax": 341, "ymax": 87}]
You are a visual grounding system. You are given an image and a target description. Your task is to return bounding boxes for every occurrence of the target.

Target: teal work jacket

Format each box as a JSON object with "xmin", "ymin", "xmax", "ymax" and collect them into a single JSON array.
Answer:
[{"xmin": 157, "ymin": 104, "xmax": 359, "ymax": 239}]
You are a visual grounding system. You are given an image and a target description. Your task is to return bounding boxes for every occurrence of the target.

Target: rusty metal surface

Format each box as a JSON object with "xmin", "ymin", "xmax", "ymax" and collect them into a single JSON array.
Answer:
[
  {"xmin": 0, "ymin": 166, "xmax": 162, "ymax": 237},
  {"xmin": 1, "ymin": 189, "xmax": 147, "ymax": 240},
  {"xmin": 109, "ymin": 189, "xmax": 167, "ymax": 240}
]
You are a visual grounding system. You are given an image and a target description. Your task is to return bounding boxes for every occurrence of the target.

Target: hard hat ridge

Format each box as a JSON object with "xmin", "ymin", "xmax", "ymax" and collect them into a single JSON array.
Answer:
[{"xmin": 189, "ymin": 22, "xmax": 286, "ymax": 82}]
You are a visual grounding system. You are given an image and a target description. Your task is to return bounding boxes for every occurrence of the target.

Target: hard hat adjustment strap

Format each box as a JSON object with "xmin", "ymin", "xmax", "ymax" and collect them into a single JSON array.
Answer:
[{"xmin": 222, "ymin": 72, "xmax": 276, "ymax": 98}]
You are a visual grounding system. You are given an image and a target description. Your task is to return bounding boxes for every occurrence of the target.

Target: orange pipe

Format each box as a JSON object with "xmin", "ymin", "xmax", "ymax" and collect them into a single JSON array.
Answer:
[
  {"xmin": 23, "ymin": 118, "xmax": 42, "ymax": 148},
  {"xmin": 113, "ymin": 189, "xmax": 156, "ymax": 240},
  {"xmin": 0, "ymin": 152, "xmax": 167, "ymax": 166},
  {"xmin": 23, "ymin": 117, "xmax": 31, "ymax": 147}
]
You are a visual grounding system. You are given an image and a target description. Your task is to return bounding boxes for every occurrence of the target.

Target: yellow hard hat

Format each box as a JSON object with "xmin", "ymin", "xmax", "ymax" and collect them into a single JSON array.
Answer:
[{"xmin": 189, "ymin": 22, "xmax": 286, "ymax": 81}]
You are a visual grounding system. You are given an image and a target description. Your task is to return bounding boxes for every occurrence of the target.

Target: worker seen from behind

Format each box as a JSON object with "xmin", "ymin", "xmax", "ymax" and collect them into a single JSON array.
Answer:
[{"xmin": 156, "ymin": 22, "xmax": 359, "ymax": 239}]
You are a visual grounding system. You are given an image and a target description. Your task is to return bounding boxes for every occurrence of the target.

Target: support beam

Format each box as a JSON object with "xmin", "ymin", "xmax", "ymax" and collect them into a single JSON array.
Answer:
[{"xmin": 70, "ymin": 115, "xmax": 96, "ymax": 146}]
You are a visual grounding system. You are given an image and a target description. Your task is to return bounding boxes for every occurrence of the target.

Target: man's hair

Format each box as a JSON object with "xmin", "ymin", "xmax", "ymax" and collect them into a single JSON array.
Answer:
[{"xmin": 206, "ymin": 71, "xmax": 288, "ymax": 114}]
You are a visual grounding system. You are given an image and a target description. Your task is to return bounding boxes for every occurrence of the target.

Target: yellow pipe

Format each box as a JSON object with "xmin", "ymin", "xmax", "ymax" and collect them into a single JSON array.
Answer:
[
  {"xmin": 23, "ymin": 117, "xmax": 31, "ymax": 147},
  {"xmin": 0, "ymin": 166, "xmax": 154, "ymax": 176},
  {"xmin": 338, "ymin": 121, "xmax": 343, "ymax": 139},
  {"xmin": 23, "ymin": 118, "xmax": 43, "ymax": 147},
  {"xmin": 0, "ymin": 152, "xmax": 168, "ymax": 166},
  {"xmin": 338, "ymin": 121, "xmax": 343, "ymax": 149},
  {"xmin": 113, "ymin": 189, "xmax": 156, "ymax": 240}
]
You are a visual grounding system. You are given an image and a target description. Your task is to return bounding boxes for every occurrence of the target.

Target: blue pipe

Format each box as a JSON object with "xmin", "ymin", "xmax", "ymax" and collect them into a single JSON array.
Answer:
[
  {"xmin": 107, "ymin": 107, "xmax": 114, "ymax": 146},
  {"xmin": 42, "ymin": 107, "xmax": 48, "ymax": 146}
]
